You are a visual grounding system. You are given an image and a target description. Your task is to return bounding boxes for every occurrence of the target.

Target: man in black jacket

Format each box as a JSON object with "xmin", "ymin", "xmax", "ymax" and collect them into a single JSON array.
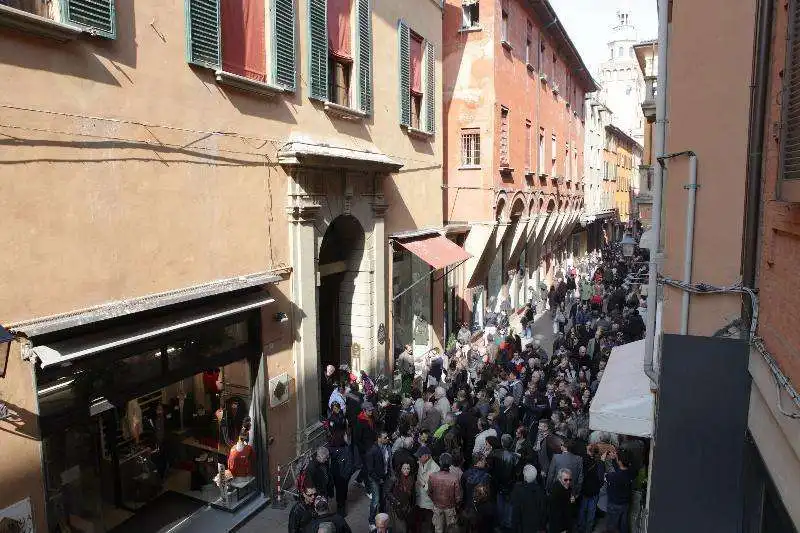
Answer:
[
  {"xmin": 307, "ymin": 447, "xmax": 334, "ymax": 500},
  {"xmin": 510, "ymin": 465, "xmax": 547, "ymax": 533},
  {"xmin": 288, "ymin": 484, "xmax": 318, "ymax": 533},
  {"xmin": 490, "ymin": 434, "xmax": 519, "ymax": 532},
  {"xmin": 304, "ymin": 496, "xmax": 353, "ymax": 533},
  {"xmin": 364, "ymin": 430, "xmax": 392, "ymax": 528}
]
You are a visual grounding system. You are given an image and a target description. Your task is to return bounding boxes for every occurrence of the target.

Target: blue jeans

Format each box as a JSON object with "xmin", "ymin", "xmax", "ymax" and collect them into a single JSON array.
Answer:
[
  {"xmin": 577, "ymin": 494, "xmax": 599, "ymax": 533},
  {"xmin": 606, "ymin": 502, "xmax": 630, "ymax": 533},
  {"xmin": 367, "ymin": 478, "xmax": 384, "ymax": 525},
  {"xmin": 496, "ymin": 492, "xmax": 513, "ymax": 530}
]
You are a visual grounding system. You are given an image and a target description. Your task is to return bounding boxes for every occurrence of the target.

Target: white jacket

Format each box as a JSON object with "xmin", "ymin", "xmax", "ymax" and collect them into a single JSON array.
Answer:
[{"xmin": 415, "ymin": 459, "xmax": 440, "ymax": 510}]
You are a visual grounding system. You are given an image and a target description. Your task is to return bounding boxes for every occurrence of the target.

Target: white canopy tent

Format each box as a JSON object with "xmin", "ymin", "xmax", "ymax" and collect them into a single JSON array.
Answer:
[
  {"xmin": 589, "ymin": 339, "xmax": 654, "ymax": 438},
  {"xmin": 639, "ymin": 228, "xmax": 655, "ymax": 251}
]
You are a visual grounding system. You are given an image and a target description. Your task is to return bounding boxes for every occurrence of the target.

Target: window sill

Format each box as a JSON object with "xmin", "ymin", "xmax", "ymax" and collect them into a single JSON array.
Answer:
[
  {"xmin": 215, "ymin": 70, "xmax": 287, "ymax": 98},
  {"xmin": 499, "ymin": 166, "xmax": 514, "ymax": 174},
  {"xmin": 538, "ymin": 172, "xmax": 549, "ymax": 178},
  {"xmin": 458, "ymin": 25, "xmax": 482, "ymax": 33},
  {"xmin": 501, "ymin": 40, "xmax": 513, "ymax": 51},
  {"xmin": 324, "ymin": 101, "xmax": 367, "ymax": 121},
  {"xmin": 0, "ymin": 4, "xmax": 82, "ymax": 42},
  {"xmin": 402, "ymin": 125, "xmax": 434, "ymax": 140}
]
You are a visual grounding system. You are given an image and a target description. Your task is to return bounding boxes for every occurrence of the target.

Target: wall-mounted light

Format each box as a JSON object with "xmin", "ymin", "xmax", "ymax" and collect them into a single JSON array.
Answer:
[
  {"xmin": 0, "ymin": 324, "xmax": 13, "ymax": 378},
  {"xmin": 273, "ymin": 312, "xmax": 289, "ymax": 324}
]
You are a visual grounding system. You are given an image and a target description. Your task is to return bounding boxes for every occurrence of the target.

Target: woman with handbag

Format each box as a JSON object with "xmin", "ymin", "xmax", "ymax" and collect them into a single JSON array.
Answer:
[{"xmin": 385, "ymin": 462, "xmax": 415, "ymax": 533}]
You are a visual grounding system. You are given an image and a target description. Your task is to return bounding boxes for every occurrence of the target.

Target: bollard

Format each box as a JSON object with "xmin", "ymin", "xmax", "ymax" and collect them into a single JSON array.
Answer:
[{"xmin": 272, "ymin": 464, "xmax": 287, "ymax": 509}]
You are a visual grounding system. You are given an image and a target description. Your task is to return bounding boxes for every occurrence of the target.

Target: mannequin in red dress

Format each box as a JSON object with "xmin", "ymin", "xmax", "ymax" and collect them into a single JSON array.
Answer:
[{"xmin": 227, "ymin": 429, "xmax": 253, "ymax": 477}]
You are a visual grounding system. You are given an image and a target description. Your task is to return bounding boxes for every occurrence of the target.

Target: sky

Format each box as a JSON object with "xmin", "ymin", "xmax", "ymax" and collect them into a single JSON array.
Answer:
[{"xmin": 549, "ymin": 0, "xmax": 658, "ymax": 72}]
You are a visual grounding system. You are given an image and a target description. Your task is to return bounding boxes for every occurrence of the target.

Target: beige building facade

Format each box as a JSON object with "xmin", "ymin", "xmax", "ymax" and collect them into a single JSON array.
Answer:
[{"xmin": 0, "ymin": 0, "xmax": 444, "ymax": 530}]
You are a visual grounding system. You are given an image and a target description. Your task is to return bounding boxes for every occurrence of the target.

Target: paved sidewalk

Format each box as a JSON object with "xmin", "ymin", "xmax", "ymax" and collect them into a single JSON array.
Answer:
[{"xmin": 238, "ymin": 478, "xmax": 372, "ymax": 533}]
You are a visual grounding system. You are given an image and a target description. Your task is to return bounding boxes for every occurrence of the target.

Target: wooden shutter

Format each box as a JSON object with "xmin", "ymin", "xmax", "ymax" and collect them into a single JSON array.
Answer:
[
  {"xmin": 274, "ymin": 0, "xmax": 296, "ymax": 89},
  {"xmin": 185, "ymin": 0, "xmax": 220, "ymax": 68},
  {"xmin": 357, "ymin": 0, "xmax": 372, "ymax": 114},
  {"xmin": 783, "ymin": 0, "xmax": 800, "ymax": 180},
  {"xmin": 65, "ymin": 0, "xmax": 116, "ymax": 39},
  {"xmin": 398, "ymin": 20, "xmax": 411, "ymax": 127},
  {"xmin": 308, "ymin": 0, "xmax": 328, "ymax": 101},
  {"xmin": 424, "ymin": 40, "xmax": 435, "ymax": 134}
]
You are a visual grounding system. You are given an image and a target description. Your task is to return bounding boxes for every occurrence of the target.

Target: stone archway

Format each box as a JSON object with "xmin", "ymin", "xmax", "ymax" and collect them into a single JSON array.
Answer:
[
  {"xmin": 282, "ymin": 144, "xmax": 399, "ymax": 444},
  {"xmin": 318, "ymin": 215, "xmax": 366, "ymax": 397}
]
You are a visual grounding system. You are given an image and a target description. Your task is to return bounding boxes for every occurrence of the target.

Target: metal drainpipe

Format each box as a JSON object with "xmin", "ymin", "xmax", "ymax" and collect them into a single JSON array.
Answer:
[
  {"xmin": 742, "ymin": 0, "xmax": 773, "ymax": 323},
  {"xmin": 643, "ymin": 0, "xmax": 670, "ymax": 387},
  {"xmin": 680, "ymin": 153, "xmax": 698, "ymax": 334}
]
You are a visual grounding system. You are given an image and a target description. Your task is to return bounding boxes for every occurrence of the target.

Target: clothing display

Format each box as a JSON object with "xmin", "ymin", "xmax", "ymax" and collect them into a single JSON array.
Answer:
[
  {"xmin": 126, "ymin": 399, "xmax": 143, "ymax": 443},
  {"xmin": 227, "ymin": 441, "xmax": 254, "ymax": 477}
]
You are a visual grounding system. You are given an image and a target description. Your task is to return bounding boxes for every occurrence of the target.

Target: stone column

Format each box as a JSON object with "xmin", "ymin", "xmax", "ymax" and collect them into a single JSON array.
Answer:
[
  {"xmin": 287, "ymin": 175, "xmax": 322, "ymax": 440},
  {"xmin": 372, "ymin": 195, "xmax": 389, "ymax": 377}
]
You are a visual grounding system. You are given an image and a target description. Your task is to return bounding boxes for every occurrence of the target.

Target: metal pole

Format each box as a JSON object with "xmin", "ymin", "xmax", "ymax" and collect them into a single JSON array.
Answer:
[
  {"xmin": 680, "ymin": 154, "xmax": 698, "ymax": 334},
  {"xmin": 643, "ymin": 0, "xmax": 670, "ymax": 387}
]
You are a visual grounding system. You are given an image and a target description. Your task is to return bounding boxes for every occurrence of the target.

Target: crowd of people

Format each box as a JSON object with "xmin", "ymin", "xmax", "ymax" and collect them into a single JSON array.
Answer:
[{"xmin": 290, "ymin": 239, "xmax": 651, "ymax": 533}]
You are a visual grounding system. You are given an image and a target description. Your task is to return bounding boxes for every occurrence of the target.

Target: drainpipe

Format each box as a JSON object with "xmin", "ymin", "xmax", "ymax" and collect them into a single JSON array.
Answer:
[
  {"xmin": 643, "ymin": 0, "xmax": 670, "ymax": 387},
  {"xmin": 680, "ymin": 152, "xmax": 698, "ymax": 335},
  {"xmin": 742, "ymin": 0, "xmax": 773, "ymax": 322}
]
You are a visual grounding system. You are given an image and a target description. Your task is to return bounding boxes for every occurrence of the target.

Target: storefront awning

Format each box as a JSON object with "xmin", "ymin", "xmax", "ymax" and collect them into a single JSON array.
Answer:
[
  {"xmin": 589, "ymin": 339, "xmax": 654, "ymax": 438},
  {"xmin": 462, "ymin": 223, "xmax": 495, "ymax": 288},
  {"xmin": 395, "ymin": 234, "xmax": 471, "ymax": 271},
  {"xmin": 639, "ymin": 228, "xmax": 655, "ymax": 251},
  {"xmin": 32, "ymin": 292, "xmax": 275, "ymax": 369},
  {"xmin": 506, "ymin": 218, "xmax": 529, "ymax": 265}
]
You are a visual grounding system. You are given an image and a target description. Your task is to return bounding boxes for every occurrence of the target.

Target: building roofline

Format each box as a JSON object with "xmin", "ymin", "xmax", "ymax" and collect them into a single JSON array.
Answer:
[
  {"xmin": 605, "ymin": 123, "xmax": 644, "ymax": 152},
  {"xmin": 528, "ymin": 0, "xmax": 599, "ymax": 93}
]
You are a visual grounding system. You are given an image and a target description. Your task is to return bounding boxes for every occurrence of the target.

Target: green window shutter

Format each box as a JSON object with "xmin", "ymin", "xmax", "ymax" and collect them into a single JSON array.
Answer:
[
  {"xmin": 398, "ymin": 20, "xmax": 410, "ymax": 127},
  {"xmin": 357, "ymin": 0, "xmax": 372, "ymax": 114},
  {"xmin": 185, "ymin": 0, "xmax": 221, "ymax": 69},
  {"xmin": 424, "ymin": 40, "xmax": 435, "ymax": 134},
  {"xmin": 274, "ymin": 0, "xmax": 296, "ymax": 90},
  {"xmin": 308, "ymin": 0, "xmax": 328, "ymax": 101},
  {"xmin": 65, "ymin": 0, "xmax": 116, "ymax": 39}
]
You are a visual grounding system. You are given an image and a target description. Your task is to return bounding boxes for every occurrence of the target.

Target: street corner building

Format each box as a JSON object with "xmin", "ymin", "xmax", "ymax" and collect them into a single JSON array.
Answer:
[
  {"xmin": 441, "ymin": 0, "xmax": 598, "ymax": 329},
  {"xmin": 0, "ymin": 0, "xmax": 448, "ymax": 530}
]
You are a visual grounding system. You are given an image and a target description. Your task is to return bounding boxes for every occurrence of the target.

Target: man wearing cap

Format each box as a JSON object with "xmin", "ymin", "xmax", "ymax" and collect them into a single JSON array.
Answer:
[
  {"xmin": 414, "ymin": 445, "xmax": 439, "ymax": 533},
  {"xmin": 354, "ymin": 401, "xmax": 378, "ymax": 489},
  {"xmin": 427, "ymin": 452, "xmax": 462, "ymax": 533}
]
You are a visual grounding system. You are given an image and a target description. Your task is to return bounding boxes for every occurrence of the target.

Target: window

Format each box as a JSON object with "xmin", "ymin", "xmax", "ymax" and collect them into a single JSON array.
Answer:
[
  {"xmin": 779, "ymin": 0, "xmax": 800, "ymax": 200},
  {"xmin": 551, "ymin": 133, "xmax": 557, "ymax": 176},
  {"xmin": 500, "ymin": 107, "xmax": 510, "ymax": 166},
  {"xmin": 399, "ymin": 21, "xmax": 435, "ymax": 134},
  {"xmin": 538, "ymin": 128, "xmax": 545, "ymax": 174},
  {"xmin": 461, "ymin": 130, "xmax": 481, "ymax": 166},
  {"xmin": 618, "ymin": 46, "xmax": 624, "ymax": 57},
  {"xmin": 501, "ymin": 8, "xmax": 509, "ymax": 44},
  {"xmin": 187, "ymin": 0, "xmax": 296, "ymax": 92},
  {"xmin": 525, "ymin": 121, "xmax": 532, "ymax": 171},
  {"xmin": 525, "ymin": 22, "xmax": 533, "ymax": 66},
  {"xmin": 306, "ymin": 0, "xmax": 371, "ymax": 111},
  {"xmin": 1, "ymin": 0, "xmax": 116, "ymax": 38},
  {"xmin": 462, "ymin": 0, "xmax": 479, "ymax": 28}
]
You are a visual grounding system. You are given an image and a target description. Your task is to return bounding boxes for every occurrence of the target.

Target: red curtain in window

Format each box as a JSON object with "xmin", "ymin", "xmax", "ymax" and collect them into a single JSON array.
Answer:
[
  {"xmin": 410, "ymin": 36, "xmax": 423, "ymax": 94},
  {"xmin": 328, "ymin": 0, "xmax": 352, "ymax": 60},
  {"xmin": 221, "ymin": 0, "xmax": 267, "ymax": 81}
]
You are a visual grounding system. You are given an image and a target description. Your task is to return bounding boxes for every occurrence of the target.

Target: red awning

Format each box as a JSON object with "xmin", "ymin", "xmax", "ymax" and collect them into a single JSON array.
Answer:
[{"xmin": 396, "ymin": 234, "xmax": 471, "ymax": 270}]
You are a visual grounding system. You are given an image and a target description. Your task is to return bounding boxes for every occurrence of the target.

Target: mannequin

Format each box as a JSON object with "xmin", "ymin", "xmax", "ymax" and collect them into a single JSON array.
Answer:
[
  {"xmin": 227, "ymin": 429, "xmax": 253, "ymax": 477},
  {"xmin": 126, "ymin": 399, "xmax": 143, "ymax": 444}
]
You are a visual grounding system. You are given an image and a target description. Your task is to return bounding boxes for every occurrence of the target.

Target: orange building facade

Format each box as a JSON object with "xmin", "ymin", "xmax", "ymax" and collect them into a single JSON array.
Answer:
[{"xmin": 442, "ymin": 0, "xmax": 596, "ymax": 330}]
